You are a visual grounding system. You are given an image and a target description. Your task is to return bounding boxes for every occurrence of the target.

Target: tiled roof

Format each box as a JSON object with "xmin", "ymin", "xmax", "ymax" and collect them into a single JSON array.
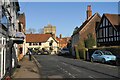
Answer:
[
  {"xmin": 26, "ymin": 34, "xmax": 52, "ymax": 43},
  {"xmin": 104, "ymin": 14, "xmax": 120, "ymax": 30},
  {"xmin": 56, "ymin": 37, "xmax": 70, "ymax": 44}
]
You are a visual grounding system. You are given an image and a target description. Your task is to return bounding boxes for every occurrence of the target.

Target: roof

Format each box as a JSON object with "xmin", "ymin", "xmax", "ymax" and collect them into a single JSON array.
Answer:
[
  {"xmin": 56, "ymin": 37, "xmax": 71, "ymax": 44},
  {"xmin": 104, "ymin": 14, "xmax": 120, "ymax": 30},
  {"xmin": 72, "ymin": 13, "xmax": 101, "ymax": 36},
  {"xmin": 26, "ymin": 34, "xmax": 52, "ymax": 43}
]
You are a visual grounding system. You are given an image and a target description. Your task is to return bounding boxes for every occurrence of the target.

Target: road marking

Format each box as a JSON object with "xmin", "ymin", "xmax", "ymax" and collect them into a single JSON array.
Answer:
[
  {"xmin": 89, "ymin": 76, "xmax": 96, "ymax": 80},
  {"xmin": 65, "ymin": 70, "xmax": 68, "ymax": 73},
  {"xmin": 57, "ymin": 65, "xmax": 76, "ymax": 78},
  {"xmin": 70, "ymin": 66, "xmax": 82, "ymax": 73},
  {"xmin": 62, "ymin": 62, "xmax": 68, "ymax": 66}
]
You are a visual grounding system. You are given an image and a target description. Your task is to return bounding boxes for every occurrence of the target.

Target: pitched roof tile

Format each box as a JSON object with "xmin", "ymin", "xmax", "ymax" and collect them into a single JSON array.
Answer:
[{"xmin": 26, "ymin": 34, "xmax": 52, "ymax": 43}]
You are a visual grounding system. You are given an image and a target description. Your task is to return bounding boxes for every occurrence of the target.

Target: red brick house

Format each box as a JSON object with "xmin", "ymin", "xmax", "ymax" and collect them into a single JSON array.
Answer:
[
  {"xmin": 56, "ymin": 34, "xmax": 70, "ymax": 49},
  {"xmin": 71, "ymin": 5, "xmax": 101, "ymax": 56},
  {"xmin": 96, "ymin": 14, "xmax": 120, "ymax": 46}
]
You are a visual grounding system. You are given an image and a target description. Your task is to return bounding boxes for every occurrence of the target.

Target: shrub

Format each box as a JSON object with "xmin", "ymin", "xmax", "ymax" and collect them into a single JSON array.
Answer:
[{"xmin": 84, "ymin": 33, "xmax": 96, "ymax": 49}]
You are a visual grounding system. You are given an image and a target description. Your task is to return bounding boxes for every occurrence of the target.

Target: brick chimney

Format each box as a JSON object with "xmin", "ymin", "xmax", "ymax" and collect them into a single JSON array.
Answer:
[
  {"xmin": 86, "ymin": 5, "xmax": 92, "ymax": 19},
  {"xmin": 60, "ymin": 34, "xmax": 62, "ymax": 38}
]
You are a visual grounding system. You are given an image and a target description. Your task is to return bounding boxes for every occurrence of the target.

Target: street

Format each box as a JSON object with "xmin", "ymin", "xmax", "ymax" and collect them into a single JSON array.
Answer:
[{"xmin": 34, "ymin": 55, "xmax": 120, "ymax": 79}]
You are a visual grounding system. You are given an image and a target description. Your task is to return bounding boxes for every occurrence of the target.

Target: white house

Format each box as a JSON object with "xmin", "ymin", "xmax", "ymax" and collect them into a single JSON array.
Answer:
[{"xmin": 26, "ymin": 34, "xmax": 58, "ymax": 54}]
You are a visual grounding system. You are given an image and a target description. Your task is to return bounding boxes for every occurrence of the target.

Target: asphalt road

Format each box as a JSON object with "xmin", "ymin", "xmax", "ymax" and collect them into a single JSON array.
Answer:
[{"xmin": 34, "ymin": 55, "xmax": 120, "ymax": 79}]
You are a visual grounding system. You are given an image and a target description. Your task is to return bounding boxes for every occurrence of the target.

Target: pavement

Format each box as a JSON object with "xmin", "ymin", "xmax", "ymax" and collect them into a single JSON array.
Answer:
[{"xmin": 12, "ymin": 55, "xmax": 41, "ymax": 79}]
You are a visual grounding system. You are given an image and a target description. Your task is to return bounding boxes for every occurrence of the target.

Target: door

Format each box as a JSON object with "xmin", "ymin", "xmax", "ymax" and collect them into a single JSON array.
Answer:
[{"xmin": 96, "ymin": 52, "xmax": 103, "ymax": 62}]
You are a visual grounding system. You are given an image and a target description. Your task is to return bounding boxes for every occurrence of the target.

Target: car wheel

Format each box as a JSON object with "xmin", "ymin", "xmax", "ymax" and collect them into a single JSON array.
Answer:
[
  {"xmin": 91, "ymin": 57, "xmax": 94, "ymax": 63},
  {"xmin": 102, "ymin": 58, "xmax": 105, "ymax": 63}
]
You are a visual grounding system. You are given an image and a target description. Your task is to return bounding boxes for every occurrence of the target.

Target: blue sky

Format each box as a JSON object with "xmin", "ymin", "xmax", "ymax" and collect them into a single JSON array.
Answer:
[{"xmin": 19, "ymin": 2, "xmax": 118, "ymax": 37}]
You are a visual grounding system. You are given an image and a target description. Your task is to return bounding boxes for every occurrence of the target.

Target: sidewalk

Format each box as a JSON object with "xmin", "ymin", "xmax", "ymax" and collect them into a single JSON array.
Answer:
[{"xmin": 12, "ymin": 55, "xmax": 41, "ymax": 79}]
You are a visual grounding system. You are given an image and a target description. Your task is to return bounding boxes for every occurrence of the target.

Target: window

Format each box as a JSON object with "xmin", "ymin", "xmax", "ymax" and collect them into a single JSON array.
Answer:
[
  {"xmin": 117, "ymin": 37, "xmax": 119, "ymax": 41},
  {"xmin": 1, "ymin": 9, "xmax": 9, "ymax": 28},
  {"xmin": 117, "ymin": 32, "xmax": 119, "ymax": 36},
  {"xmin": 103, "ymin": 28, "xmax": 105, "ymax": 37},
  {"xmin": 103, "ymin": 18, "xmax": 105, "ymax": 27},
  {"xmin": 109, "ymin": 27, "xmax": 113, "ymax": 36},
  {"xmin": 114, "ymin": 30, "xmax": 116, "ymax": 36},
  {"xmin": 106, "ymin": 27, "xmax": 108, "ymax": 37},
  {"xmin": 106, "ymin": 19, "xmax": 108, "ymax": 26},
  {"xmin": 104, "ymin": 39, "xmax": 105, "ymax": 42},
  {"xmin": 109, "ymin": 38, "xmax": 111, "ymax": 41},
  {"xmin": 100, "ymin": 24, "xmax": 102, "ymax": 28},
  {"xmin": 33, "ymin": 43, "xmax": 38, "ymax": 45},
  {"xmin": 114, "ymin": 37, "xmax": 116, "ymax": 41},
  {"xmin": 99, "ymin": 29, "xmax": 102, "ymax": 37},
  {"xmin": 0, "ymin": 38, "xmax": 2, "ymax": 44},
  {"xmin": 111, "ymin": 38, "xmax": 113, "ymax": 41},
  {"xmin": 39, "ymin": 42, "xmax": 41, "ymax": 45},
  {"xmin": 106, "ymin": 38, "xmax": 108, "ymax": 42},
  {"xmin": 0, "ymin": 48, "xmax": 1, "ymax": 76},
  {"xmin": 49, "ymin": 40, "xmax": 53, "ymax": 46},
  {"xmin": 29, "ymin": 43, "xmax": 31, "ymax": 46}
]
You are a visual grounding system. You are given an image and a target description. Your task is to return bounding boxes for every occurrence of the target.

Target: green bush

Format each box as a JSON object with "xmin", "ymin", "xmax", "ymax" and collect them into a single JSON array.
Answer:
[{"xmin": 84, "ymin": 33, "xmax": 96, "ymax": 49}]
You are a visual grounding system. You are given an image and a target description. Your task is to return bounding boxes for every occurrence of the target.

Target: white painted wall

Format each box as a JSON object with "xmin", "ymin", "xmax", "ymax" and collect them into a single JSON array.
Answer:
[{"xmin": 25, "ymin": 37, "xmax": 58, "ymax": 54}]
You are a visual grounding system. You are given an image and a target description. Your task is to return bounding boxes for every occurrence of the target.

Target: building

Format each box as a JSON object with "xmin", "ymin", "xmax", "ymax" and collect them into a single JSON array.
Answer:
[
  {"xmin": 26, "ymin": 34, "xmax": 58, "ymax": 54},
  {"xmin": 0, "ymin": 0, "xmax": 25, "ymax": 79},
  {"xmin": 71, "ymin": 5, "xmax": 101, "ymax": 56},
  {"xmin": 96, "ymin": 14, "xmax": 120, "ymax": 46},
  {"xmin": 43, "ymin": 24, "xmax": 56, "ymax": 38},
  {"xmin": 56, "ymin": 34, "xmax": 71, "ymax": 49},
  {"xmin": 17, "ymin": 13, "xmax": 26, "ymax": 61}
]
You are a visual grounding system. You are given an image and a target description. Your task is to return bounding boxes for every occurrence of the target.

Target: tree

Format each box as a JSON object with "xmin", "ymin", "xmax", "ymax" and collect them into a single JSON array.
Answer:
[
  {"xmin": 38, "ymin": 28, "xmax": 44, "ymax": 34},
  {"xmin": 26, "ymin": 28, "xmax": 36, "ymax": 34},
  {"xmin": 84, "ymin": 33, "xmax": 96, "ymax": 49}
]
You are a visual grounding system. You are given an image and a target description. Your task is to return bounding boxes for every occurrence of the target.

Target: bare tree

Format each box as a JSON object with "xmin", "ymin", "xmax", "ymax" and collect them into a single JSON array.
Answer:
[
  {"xmin": 26, "ymin": 28, "xmax": 36, "ymax": 34},
  {"xmin": 38, "ymin": 28, "xmax": 44, "ymax": 34}
]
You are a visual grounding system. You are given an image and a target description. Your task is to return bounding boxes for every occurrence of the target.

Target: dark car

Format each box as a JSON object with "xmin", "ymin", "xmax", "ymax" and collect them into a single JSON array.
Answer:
[
  {"xmin": 58, "ymin": 48, "xmax": 69, "ymax": 56},
  {"xmin": 41, "ymin": 48, "xmax": 50, "ymax": 55},
  {"xmin": 116, "ymin": 54, "xmax": 120, "ymax": 66}
]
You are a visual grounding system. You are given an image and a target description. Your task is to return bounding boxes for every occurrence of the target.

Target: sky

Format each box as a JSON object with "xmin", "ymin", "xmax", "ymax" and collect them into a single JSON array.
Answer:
[{"xmin": 19, "ymin": 2, "xmax": 118, "ymax": 37}]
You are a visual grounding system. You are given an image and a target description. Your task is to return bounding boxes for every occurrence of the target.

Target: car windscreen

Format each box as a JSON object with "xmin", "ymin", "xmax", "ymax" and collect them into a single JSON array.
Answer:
[{"xmin": 103, "ymin": 51, "xmax": 113, "ymax": 55}]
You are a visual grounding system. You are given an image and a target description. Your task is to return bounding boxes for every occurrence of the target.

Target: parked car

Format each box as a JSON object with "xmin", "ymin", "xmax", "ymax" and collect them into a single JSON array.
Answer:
[
  {"xmin": 116, "ymin": 54, "xmax": 120, "ymax": 66},
  {"xmin": 41, "ymin": 48, "xmax": 50, "ymax": 55},
  {"xmin": 58, "ymin": 48, "xmax": 69, "ymax": 56},
  {"xmin": 91, "ymin": 50, "xmax": 116, "ymax": 63}
]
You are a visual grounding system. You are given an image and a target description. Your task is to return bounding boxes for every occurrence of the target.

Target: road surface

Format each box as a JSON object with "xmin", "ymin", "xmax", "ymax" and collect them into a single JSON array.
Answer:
[{"xmin": 34, "ymin": 55, "xmax": 120, "ymax": 79}]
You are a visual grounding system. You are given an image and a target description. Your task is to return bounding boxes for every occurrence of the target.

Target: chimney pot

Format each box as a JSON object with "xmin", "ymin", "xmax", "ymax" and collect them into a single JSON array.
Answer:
[
  {"xmin": 60, "ymin": 34, "xmax": 62, "ymax": 38},
  {"xmin": 87, "ymin": 5, "xmax": 92, "ymax": 19}
]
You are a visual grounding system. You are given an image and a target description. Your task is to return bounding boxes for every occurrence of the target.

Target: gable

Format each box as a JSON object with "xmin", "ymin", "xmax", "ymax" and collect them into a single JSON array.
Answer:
[
  {"xmin": 72, "ymin": 13, "xmax": 101, "ymax": 37},
  {"xmin": 96, "ymin": 14, "xmax": 118, "ymax": 31},
  {"xmin": 47, "ymin": 37, "xmax": 58, "ymax": 43}
]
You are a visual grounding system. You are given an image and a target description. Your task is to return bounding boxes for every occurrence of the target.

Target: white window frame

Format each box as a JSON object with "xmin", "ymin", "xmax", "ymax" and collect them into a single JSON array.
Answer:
[{"xmin": 0, "ymin": 37, "xmax": 6, "ymax": 79}]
